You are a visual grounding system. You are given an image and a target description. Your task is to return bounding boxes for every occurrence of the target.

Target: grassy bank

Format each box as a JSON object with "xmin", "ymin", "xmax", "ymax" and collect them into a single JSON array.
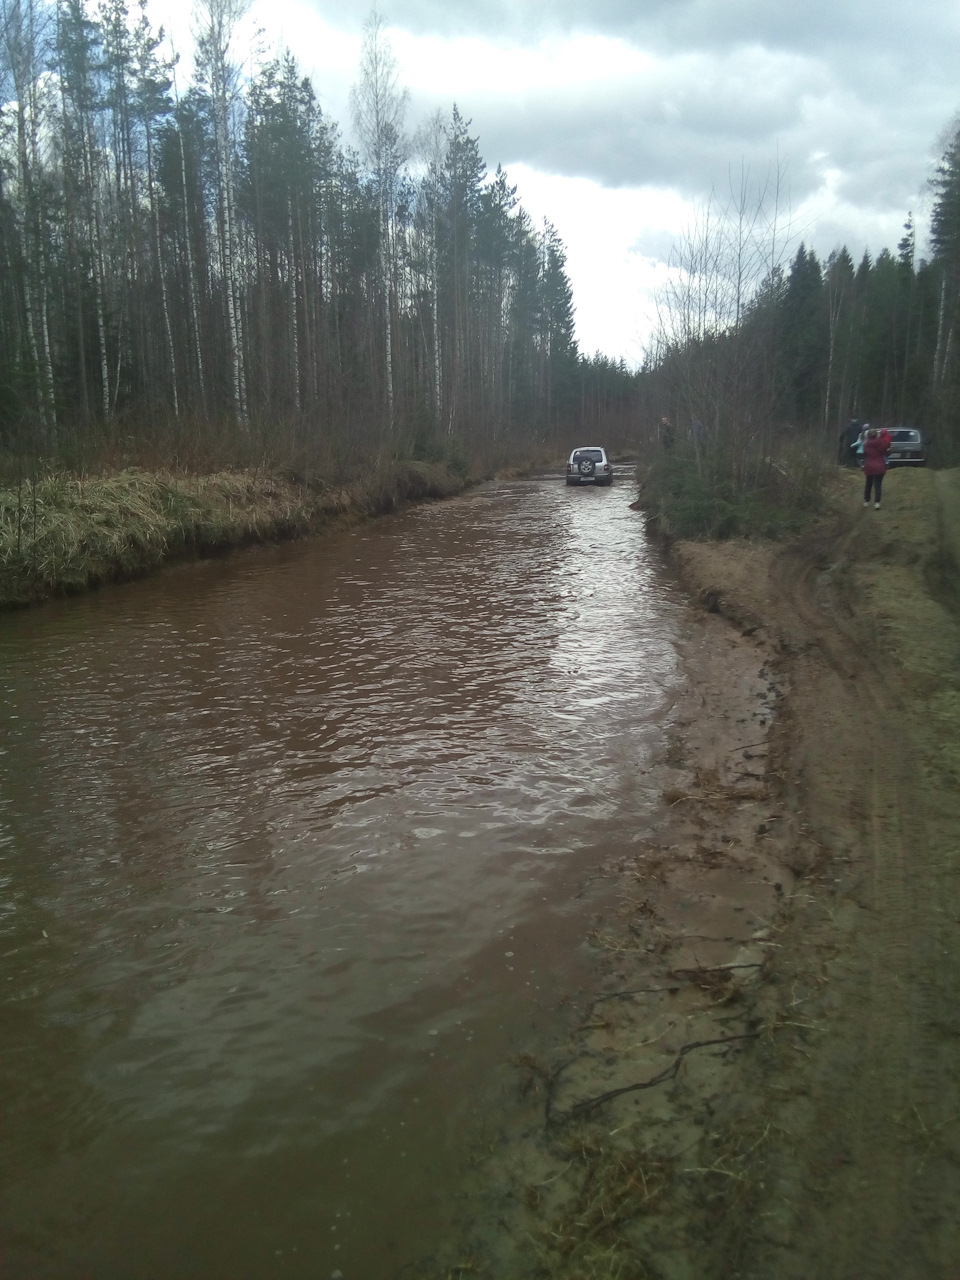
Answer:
[
  {"xmin": 0, "ymin": 459, "xmax": 469, "ymax": 609},
  {"xmin": 638, "ymin": 438, "xmax": 829, "ymax": 541}
]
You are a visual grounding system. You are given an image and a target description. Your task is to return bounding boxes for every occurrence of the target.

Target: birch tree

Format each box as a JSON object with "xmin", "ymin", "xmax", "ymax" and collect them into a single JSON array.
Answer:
[
  {"xmin": 133, "ymin": 0, "xmax": 178, "ymax": 414},
  {"xmin": 652, "ymin": 165, "xmax": 791, "ymax": 485},
  {"xmin": 2, "ymin": 0, "xmax": 56, "ymax": 431},
  {"xmin": 193, "ymin": 0, "xmax": 248, "ymax": 422},
  {"xmin": 411, "ymin": 109, "xmax": 446, "ymax": 421},
  {"xmin": 350, "ymin": 10, "xmax": 407, "ymax": 435},
  {"xmin": 57, "ymin": 0, "xmax": 112, "ymax": 419}
]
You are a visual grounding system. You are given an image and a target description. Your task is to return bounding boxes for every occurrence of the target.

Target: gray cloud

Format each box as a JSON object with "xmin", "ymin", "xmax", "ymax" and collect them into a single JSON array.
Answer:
[
  {"xmin": 408, "ymin": 39, "xmax": 941, "ymax": 223},
  {"xmin": 315, "ymin": 0, "xmax": 960, "ymax": 281},
  {"xmin": 323, "ymin": 0, "xmax": 959, "ymax": 65}
]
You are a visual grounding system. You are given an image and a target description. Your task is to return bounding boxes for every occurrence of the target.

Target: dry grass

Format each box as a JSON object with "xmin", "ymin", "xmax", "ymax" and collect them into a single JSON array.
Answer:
[
  {"xmin": 0, "ymin": 461, "xmax": 467, "ymax": 607},
  {"xmin": 664, "ymin": 783, "xmax": 769, "ymax": 807},
  {"xmin": 528, "ymin": 1131, "xmax": 672, "ymax": 1280}
]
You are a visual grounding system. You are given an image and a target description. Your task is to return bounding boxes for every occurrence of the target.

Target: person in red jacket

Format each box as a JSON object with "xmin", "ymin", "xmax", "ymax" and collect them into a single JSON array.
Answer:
[{"xmin": 862, "ymin": 428, "xmax": 887, "ymax": 509}]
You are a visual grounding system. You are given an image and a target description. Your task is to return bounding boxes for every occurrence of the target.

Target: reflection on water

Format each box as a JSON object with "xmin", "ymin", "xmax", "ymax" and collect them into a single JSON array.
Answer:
[{"xmin": 0, "ymin": 472, "xmax": 684, "ymax": 1278}]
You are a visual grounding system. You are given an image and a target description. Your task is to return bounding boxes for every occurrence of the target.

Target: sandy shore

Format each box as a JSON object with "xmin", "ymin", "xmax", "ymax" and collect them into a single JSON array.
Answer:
[{"xmin": 450, "ymin": 466, "xmax": 960, "ymax": 1280}]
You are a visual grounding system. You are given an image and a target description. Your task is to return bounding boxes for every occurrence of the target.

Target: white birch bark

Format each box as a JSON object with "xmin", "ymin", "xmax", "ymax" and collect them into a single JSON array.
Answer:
[
  {"xmin": 5, "ymin": 0, "xmax": 52, "ymax": 429},
  {"xmin": 288, "ymin": 198, "xmax": 300, "ymax": 415},
  {"xmin": 145, "ymin": 119, "xmax": 178, "ymax": 416},
  {"xmin": 177, "ymin": 120, "xmax": 205, "ymax": 406},
  {"xmin": 193, "ymin": 0, "xmax": 249, "ymax": 423},
  {"xmin": 350, "ymin": 13, "xmax": 408, "ymax": 435}
]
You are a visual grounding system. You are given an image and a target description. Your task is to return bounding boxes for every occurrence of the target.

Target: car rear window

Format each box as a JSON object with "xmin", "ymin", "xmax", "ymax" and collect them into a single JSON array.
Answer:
[
  {"xmin": 890, "ymin": 430, "xmax": 921, "ymax": 443},
  {"xmin": 572, "ymin": 449, "xmax": 604, "ymax": 461}
]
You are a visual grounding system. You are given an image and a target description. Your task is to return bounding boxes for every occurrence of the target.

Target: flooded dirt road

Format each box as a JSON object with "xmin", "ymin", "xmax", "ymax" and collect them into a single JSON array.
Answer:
[{"xmin": 0, "ymin": 472, "xmax": 688, "ymax": 1279}]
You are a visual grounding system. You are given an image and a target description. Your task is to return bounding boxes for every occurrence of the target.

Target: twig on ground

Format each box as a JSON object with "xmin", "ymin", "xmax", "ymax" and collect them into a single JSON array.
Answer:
[
  {"xmin": 550, "ymin": 1033, "xmax": 760, "ymax": 1125},
  {"xmin": 669, "ymin": 963, "xmax": 762, "ymax": 977},
  {"xmin": 590, "ymin": 986, "xmax": 682, "ymax": 1004}
]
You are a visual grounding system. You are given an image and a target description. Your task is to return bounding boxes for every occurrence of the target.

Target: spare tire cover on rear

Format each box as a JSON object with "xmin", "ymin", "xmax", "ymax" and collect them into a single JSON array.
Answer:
[{"xmin": 578, "ymin": 458, "xmax": 595, "ymax": 475}]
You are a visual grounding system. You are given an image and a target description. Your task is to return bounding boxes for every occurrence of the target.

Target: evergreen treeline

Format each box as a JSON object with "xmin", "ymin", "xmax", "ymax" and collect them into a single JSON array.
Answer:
[
  {"xmin": 0, "ymin": 1, "xmax": 636, "ymax": 470},
  {"xmin": 644, "ymin": 126, "xmax": 960, "ymax": 467},
  {"xmin": 741, "ymin": 230, "xmax": 939, "ymax": 441}
]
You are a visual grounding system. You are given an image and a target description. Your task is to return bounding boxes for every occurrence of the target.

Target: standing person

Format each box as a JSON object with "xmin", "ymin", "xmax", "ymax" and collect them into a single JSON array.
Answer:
[
  {"xmin": 862, "ymin": 428, "xmax": 887, "ymax": 509},
  {"xmin": 855, "ymin": 424, "xmax": 870, "ymax": 467},
  {"xmin": 843, "ymin": 419, "xmax": 862, "ymax": 466}
]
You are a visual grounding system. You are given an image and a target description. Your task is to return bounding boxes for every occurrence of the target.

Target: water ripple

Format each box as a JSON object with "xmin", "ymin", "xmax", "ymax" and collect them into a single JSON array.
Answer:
[{"xmin": 0, "ymin": 471, "xmax": 687, "ymax": 1277}]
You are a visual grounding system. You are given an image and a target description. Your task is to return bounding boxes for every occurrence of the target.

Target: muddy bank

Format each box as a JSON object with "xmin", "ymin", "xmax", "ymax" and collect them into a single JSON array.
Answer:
[
  {"xmin": 445, "ymin": 466, "xmax": 960, "ymax": 1280},
  {"xmin": 0, "ymin": 460, "xmax": 470, "ymax": 608},
  {"xmin": 442, "ymin": 557, "xmax": 797, "ymax": 1280}
]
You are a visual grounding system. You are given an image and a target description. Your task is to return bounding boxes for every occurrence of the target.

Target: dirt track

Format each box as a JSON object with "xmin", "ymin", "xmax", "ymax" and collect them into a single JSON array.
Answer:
[
  {"xmin": 665, "ymin": 466, "xmax": 960, "ymax": 1278},
  {"xmin": 727, "ymin": 467, "xmax": 960, "ymax": 1279},
  {"xmin": 456, "ymin": 466, "xmax": 960, "ymax": 1280}
]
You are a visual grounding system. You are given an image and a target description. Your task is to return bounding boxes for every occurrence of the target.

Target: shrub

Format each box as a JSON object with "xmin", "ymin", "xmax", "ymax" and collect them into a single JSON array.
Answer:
[{"xmin": 640, "ymin": 436, "xmax": 827, "ymax": 541}]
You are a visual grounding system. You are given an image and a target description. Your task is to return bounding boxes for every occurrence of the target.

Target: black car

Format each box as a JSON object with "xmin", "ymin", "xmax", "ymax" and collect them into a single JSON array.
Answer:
[
  {"xmin": 837, "ymin": 423, "xmax": 926, "ymax": 468},
  {"xmin": 884, "ymin": 427, "xmax": 926, "ymax": 467}
]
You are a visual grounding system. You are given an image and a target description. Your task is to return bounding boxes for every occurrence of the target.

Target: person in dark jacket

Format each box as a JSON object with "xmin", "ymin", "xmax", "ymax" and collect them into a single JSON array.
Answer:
[{"xmin": 862, "ymin": 428, "xmax": 887, "ymax": 508}]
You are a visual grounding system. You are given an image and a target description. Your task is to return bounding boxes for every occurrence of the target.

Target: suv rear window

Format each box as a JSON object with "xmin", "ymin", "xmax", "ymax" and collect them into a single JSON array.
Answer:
[
  {"xmin": 890, "ymin": 430, "xmax": 920, "ymax": 443},
  {"xmin": 572, "ymin": 449, "xmax": 604, "ymax": 461}
]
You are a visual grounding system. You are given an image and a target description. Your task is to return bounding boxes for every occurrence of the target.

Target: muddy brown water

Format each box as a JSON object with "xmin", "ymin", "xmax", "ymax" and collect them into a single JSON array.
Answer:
[{"xmin": 0, "ymin": 473, "xmax": 687, "ymax": 1279}]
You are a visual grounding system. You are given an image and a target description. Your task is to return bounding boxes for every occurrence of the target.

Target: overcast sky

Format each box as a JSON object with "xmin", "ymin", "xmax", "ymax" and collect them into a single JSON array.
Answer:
[{"xmin": 157, "ymin": 0, "xmax": 960, "ymax": 364}]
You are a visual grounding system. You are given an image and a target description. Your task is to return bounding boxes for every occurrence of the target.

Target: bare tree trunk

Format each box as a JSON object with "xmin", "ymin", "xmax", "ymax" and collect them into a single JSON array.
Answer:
[
  {"xmin": 934, "ymin": 271, "xmax": 949, "ymax": 387},
  {"xmin": 88, "ymin": 154, "xmax": 111, "ymax": 418},
  {"xmin": 193, "ymin": 0, "xmax": 249, "ymax": 424},
  {"xmin": 5, "ymin": 0, "xmax": 54, "ymax": 433},
  {"xmin": 15, "ymin": 104, "xmax": 45, "ymax": 427},
  {"xmin": 217, "ymin": 102, "xmax": 244, "ymax": 420},
  {"xmin": 351, "ymin": 12, "xmax": 408, "ymax": 436},
  {"xmin": 288, "ymin": 198, "xmax": 300, "ymax": 416},
  {"xmin": 177, "ymin": 119, "xmax": 205, "ymax": 412},
  {"xmin": 145, "ymin": 118, "xmax": 178, "ymax": 416},
  {"xmin": 824, "ymin": 283, "xmax": 844, "ymax": 432}
]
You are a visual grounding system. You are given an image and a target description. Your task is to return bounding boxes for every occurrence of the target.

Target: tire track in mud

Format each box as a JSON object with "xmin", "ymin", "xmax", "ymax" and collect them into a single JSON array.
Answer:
[{"xmin": 742, "ymin": 512, "xmax": 960, "ymax": 1280}]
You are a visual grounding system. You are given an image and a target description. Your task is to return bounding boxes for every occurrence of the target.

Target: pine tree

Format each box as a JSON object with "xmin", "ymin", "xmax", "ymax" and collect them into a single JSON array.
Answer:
[
  {"xmin": 781, "ymin": 243, "xmax": 825, "ymax": 424},
  {"xmin": 537, "ymin": 220, "xmax": 577, "ymax": 437},
  {"xmin": 823, "ymin": 247, "xmax": 856, "ymax": 429},
  {"xmin": 475, "ymin": 164, "xmax": 517, "ymax": 440}
]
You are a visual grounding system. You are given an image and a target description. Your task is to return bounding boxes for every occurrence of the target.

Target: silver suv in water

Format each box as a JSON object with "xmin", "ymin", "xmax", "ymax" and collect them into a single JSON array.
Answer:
[{"xmin": 566, "ymin": 446, "xmax": 613, "ymax": 486}]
